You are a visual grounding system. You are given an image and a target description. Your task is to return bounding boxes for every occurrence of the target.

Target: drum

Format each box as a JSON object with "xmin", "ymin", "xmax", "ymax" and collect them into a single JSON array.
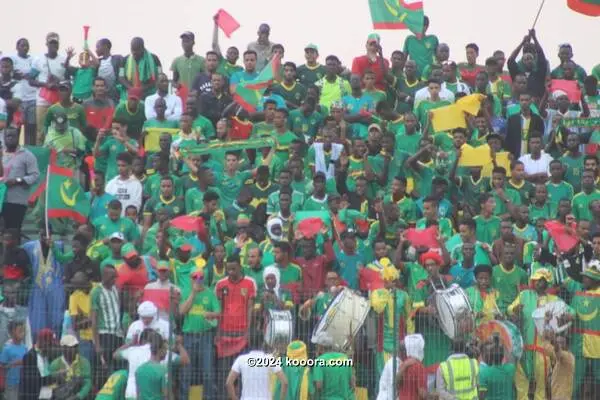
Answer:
[
  {"xmin": 264, "ymin": 310, "xmax": 293, "ymax": 347},
  {"xmin": 434, "ymin": 284, "xmax": 474, "ymax": 340},
  {"xmin": 532, "ymin": 300, "xmax": 572, "ymax": 334},
  {"xmin": 311, "ymin": 288, "xmax": 370, "ymax": 351},
  {"xmin": 476, "ymin": 320, "xmax": 524, "ymax": 363}
]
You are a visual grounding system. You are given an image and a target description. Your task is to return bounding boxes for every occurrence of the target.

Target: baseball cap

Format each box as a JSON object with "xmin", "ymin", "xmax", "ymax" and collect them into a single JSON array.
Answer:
[
  {"xmin": 54, "ymin": 112, "xmax": 68, "ymax": 125},
  {"xmin": 109, "ymin": 232, "xmax": 125, "ymax": 242},
  {"xmin": 258, "ymin": 23, "xmax": 270, "ymax": 33},
  {"xmin": 60, "ymin": 334, "xmax": 79, "ymax": 347},
  {"xmin": 157, "ymin": 261, "xmax": 169, "ymax": 271},
  {"xmin": 127, "ymin": 87, "xmax": 143, "ymax": 100},
  {"xmin": 46, "ymin": 32, "xmax": 60, "ymax": 43},
  {"xmin": 180, "ymin": 31, "xmax": 195, "ymax": 40},
  {"xmin": 367, "ymin": 33, "xmax": 381, "ymax": 43},
  {"xmin": 304, "ymin": 43, "xmax": 319, "ymax": 52},
  {"xmin": 121, "ymin": 243, "xmax": 138, "ymax": 259},
  {"xmin": 368, "ymin": 123, "xmax": 382, "ymax": 132},
  {"xmin": 37, "ymin": 328, "xmax": 57, "ymax": 346}
]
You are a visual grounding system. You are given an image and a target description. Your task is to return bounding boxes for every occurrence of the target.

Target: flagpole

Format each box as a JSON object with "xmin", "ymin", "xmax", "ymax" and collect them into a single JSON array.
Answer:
[
  {"xmin": 44, "ymin": 163, "xmax": 50, "ymax": 239},
  {"xmin": 531, "ymin": 0, "xmax": 546, "ymax": 29}
]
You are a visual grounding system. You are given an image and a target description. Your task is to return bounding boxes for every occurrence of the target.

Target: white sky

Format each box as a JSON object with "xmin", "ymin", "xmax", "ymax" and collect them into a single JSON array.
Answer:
[{"xmin": 1, "ymin": 0, "xmax": 599, "ymax": 71}]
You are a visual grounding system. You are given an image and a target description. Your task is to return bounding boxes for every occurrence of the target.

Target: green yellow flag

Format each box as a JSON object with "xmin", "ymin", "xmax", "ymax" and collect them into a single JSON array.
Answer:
[
  {"xmin": 233, "ymin": 55, "xmax": 281, "ymax": 112},
  {"xmin": 46, "ymin": 163, "xmax": 90, "ymax": 223},
  {"xmin": 368, "ymin": 0, "xmax": 425, "ymax": 34}
]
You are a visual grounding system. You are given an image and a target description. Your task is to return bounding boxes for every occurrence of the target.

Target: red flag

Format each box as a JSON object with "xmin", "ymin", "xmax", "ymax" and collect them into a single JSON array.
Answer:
[
  {"xmin": 544, "ymin": 221, "xmax": 579, "ymax": 253},
  {"xmin": 568, "ymin": 0, "xmax": 600, "ymax": 16},
  {"xmin": 586, "ymin": 143, "xmax": 599, "ymax": 156},
  {"xmin": 214, "ymin": 9, "xmax": 240, "ymax": 38},
  {"xmin": 141, "ymin": 289, "xmax": 171, "ymax": 311},
  {"xmin": 176, "ymin": 84, "xmax": 189, "ymax": 112},
  {"xmin": 297, "ymin": 217, "xmax": 324, "ymax": 239},
  {"xmin": 404, "ymin": 226, "xmax": 439, "ymax": 249},
  {"xmin": 550, "ymin": 79, "xmax": 582, "ymax": 103},
  {"xmin": 229, "ymin": 117, "xmax": 253, "ymax": 140},
  {"xmin": 359, "ymin": 267, "xmax": 384, "ymax": 291},
  {"xmin": 171, "ymin": 215, "xmax": 201, "ymax": 232}
]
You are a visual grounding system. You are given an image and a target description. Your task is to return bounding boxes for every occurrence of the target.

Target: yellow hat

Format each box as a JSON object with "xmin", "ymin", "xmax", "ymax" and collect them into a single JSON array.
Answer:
[
  {"xmin": 530, "ymin": 268, "xmax": 552, "ymax": 283},
  {"xmin": 383, "ymin": 265, "xmax": 399, "ymax": 282}
]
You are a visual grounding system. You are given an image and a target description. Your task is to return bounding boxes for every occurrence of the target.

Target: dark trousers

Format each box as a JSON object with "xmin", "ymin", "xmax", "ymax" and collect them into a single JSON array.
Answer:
[
  {"xmin": 1, "ymin": 202, "xmax": 27, "ymax": 233},
  {"xmin": 181, "ymin": 331, "xmax": 216, "ymax": 400},
  {"xmin": 94, "ymin": 334, "xmax": 124, "ymax": 389},
  {"xmin": 216, "ymin": 352, "xmax": 243, "ymax": 400}
]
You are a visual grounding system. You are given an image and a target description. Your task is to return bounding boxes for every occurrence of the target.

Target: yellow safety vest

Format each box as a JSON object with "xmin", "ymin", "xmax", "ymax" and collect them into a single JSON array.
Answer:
[{"xmin": 439, "ymin": 355, "xmax": 479, "ymax": 400}]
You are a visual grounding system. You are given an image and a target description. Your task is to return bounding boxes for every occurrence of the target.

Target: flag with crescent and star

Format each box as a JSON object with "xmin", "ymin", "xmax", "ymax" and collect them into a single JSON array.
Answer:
[
  {"xmin": 46, "ymin": 163, "xmax": 90, "ymax": 224},
  {"xmin": 368, "ymin": 0, "xmax": 425, "ymax": 33}
]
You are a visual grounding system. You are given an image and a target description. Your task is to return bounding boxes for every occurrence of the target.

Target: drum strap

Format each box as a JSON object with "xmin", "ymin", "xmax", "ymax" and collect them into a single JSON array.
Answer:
[{"xmin": 523, "ymin": 344, "xmax": 550, "ymax": 386}]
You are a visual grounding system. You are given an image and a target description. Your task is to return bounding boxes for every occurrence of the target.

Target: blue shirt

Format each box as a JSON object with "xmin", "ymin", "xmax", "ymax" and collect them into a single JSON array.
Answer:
[
  {"xmin": 86, "ymin": 191, "xmax": 116, "ymax": 221},
  {"xmin": 335, "ymin": 250, "xmax": 365, "ymax": 290},
  {"xmin": 449, "ymin": 264, "xmax": 476, "ymax": 289},
  {"xmin": 0, "ymin": 341, "xmax": 28, "ymax": 386},
  {"xmin": 230, "ymin": 70, "xmax": 259, "ymax": 85},
  {"xmin": 341, "ymin": 94, "xmax": 375, "ymax": 115},
  {"xmin": 416, "ymin": 197, "xmax": 453, "ymax": 219}
]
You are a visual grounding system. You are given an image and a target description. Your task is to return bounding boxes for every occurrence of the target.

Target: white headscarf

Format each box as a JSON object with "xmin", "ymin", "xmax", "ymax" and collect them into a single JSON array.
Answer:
[
  {"xmin": 267, "ymin": 218, "xmax": 284, "ymax": 241},
  {"xmin": 138, "ymin": 301, "xmax": 158, "ymax": 323},
  {"xmin": 404, "ymin": 334, "xmax": 425, "ymax": 362},
  {"xmin": 263, "ymin": 266, "xmax": 281, "ymax": 299}
]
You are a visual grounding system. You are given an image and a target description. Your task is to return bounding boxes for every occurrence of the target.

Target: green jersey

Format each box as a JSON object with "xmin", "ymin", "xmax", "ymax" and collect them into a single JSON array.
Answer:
[
  {"xmin": 311, "ymin": 352, "xmax": 354, "ymax": 400},
  {"xmin": 143, "ymin": 195, "xmax": 185, "ymax": 218},
  {"xmin": 93, "ymin": 216, "xmax": 140, "ymax": 242},
  {"xmin": 529, "ymin": 202, "xmax": 553, "ymax": 224},
  {"xmin": 113, "ymin": 103, "xmax": 146, "ymax": 140},
  {"xmin": 394, "ymin": 131, "xmax": 422, "ymax": 156},
  {"xmin": 303, "ymin": 195, "xmax": 329, "ymax": 212},
  {"xmin": 95, "ymin": 370, "xmax": 128, "ymax": 400},
  {"xmin": 479, "ymin": 364, "xmax": 516, "ymax": 400},
  {"xmin": 278, "ymin": 263, "xmax": 303, "ymax": 286},
  {"xmin": 271, "ymin": 81, "xmax": 307, "ymax": 107},
  {"xmin": 184, "ymin": 187, "xmax": 221, "ymax": 215},
  {"xmin": 143, "ymin": 173, "xmax": 183, "ymax": 198},
  {"xmin": 395, "ymin": 78, "xmax": 425, "ymax": 113},
  {"xmin": 363, "ymin": 89, "xmax": 387, "ymax": 105},
  {"xmin": 182, "ymin": 288, "xmax": 221, "ymax": 333},
  {"xmin": 44, "ymin": 102, "xmax": 87, "ymax": 132},
  {"xmin": 559, "ymin": 153, "xmax": 585, "ymax": 192},
  {"xmin": 266, "ymin": 189, "xmax": 304, "ymax": 215},
  {"xmin": 135, "ymin": 362, "xmax": 167, "ymax": 400},
  {"xmin": 243, "ymin": 265, "xmax": 265, "ymax": 293},
  {"xmin": 288, "ymin": 108, "xmax": 324, "ymax": 140},
  {"xmin": 218, "ymin": 170, "xmax": 253, "ymax": 209},
  {"xmin": 249, "ymin": 182, "xmax": 279, "ymax": 209},
  {"xmin": 216, "ymin": 58, "xmax": 243, "ymax": 78},
  {"xmin": 192, "ymin": 115, "xmax": 216, "ymax": 139},
  {"xmin": 572, "ymin": 190, "xmax": 600, "ymax": 221},
  {"xmin": 403, "ymin": 35, "xmax": 439, "ymax": 74},
  {"xmin": 546, "ymin": 180, "xmax": 574, "ymax": 216},
  {"xmin": 251, "ymin": 121, "xmax": 274, "ymax": 137},
  {"xmin": 384, "ymin": 194, "xmax": 417, "ymax": 224},
  {"xmin": 474, "ymin": 215, "xmax": 501, "ymax": 245},
  {"xmin": 416, "ymin": 217, "xmax": 454, "ymax": 240},
  {"xmin": 272, "ymin": 130, "xmax": 300, "ymax": 164},
  {"xmin": 297, "ymin": 63, "xmax": 326, "ymax": 86},
  {"xmin": 459, "ymin": 176, "xmax": 490, "ymax": 213},
  {"xmin": 414, "ymin": 99, "xmax": 452, "ymax": 129},
  {"xmin": 507, "ymin": 179, "xmax": 534, "ymax": 205},
  {"xmin": 171, "ymin": 54, "xmax": 205, "ymax": 88},
  {"xmin": 492, "ymin": 188, "xmax": 521, "ymax": 216},
  {"xmin": 96, "ymin": 137, "xmax": 139, "ymax": 181},
  {"xmin": 410, "ymin": 161, "xmax": 435, "ymax": 198},
  {"xmin": 492, "ymin": 264, "xmax": 528, "ymax": 313}
]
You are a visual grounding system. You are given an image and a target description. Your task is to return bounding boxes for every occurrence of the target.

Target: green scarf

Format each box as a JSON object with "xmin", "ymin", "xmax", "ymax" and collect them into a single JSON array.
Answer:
[
  {"xmin": 125, "ymin": 50, "xmax": 157, "ymax": 84},
  {"xmin": 181, "ymin": 137, "xmax": 275, "ymax": 156},
  {"xmin": 561, "ymin": 117, "xmax": 600, "ymax": 128}
]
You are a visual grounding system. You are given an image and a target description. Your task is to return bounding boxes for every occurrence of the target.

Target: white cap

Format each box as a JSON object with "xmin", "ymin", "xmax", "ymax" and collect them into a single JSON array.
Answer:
[
  {"xmin": 109, "ymin": 232, "xmax": 125, "ymax": 241},
  {"xmin": 138, "ymin": 301, "xmax": 158, "ymax": 318},
  {"xmin": 60, "ymin": 334, "xmax": 79, "ymax": 347}
]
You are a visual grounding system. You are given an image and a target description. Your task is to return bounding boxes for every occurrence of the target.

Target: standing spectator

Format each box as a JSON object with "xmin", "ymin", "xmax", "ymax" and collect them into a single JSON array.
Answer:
[
  {"xmin": 402, "ymin": 16, "xmax": 439, "ymax": 76},
  {"xmin": 0, "ymin": 282, "xmax": 31, "ymax": 349},
  {"xmin": 68, "ymin": 271, "xmax": 95, "ymax": 362},
  {"xmin": 507, "ymin": 30, "xmax": 548, "ymax": 100},
  {"xmin": 43, "ymin": 111, "xmax": 87, "ymax": 170},
  {"xmin": 297, "ymin": 43, "xmax": 326, "ymax": 87},
  {"xmin": 94, "ymin": 119, "xmax": 139, "ymax": 182},
  {"xmin": 83, "ymin": 76, "xmax": 115, "ymax": 131},
  {"xmin": 19, "ymin": 328, "xmax": 57, "ymax": 400},
  {"xmin": 113, "ymin": 88, "xmax": 146, "ymax": 140},
  {"xmin": 215, "ymin": 255, "xmax": 257, "ymax": 398},
  {"xmin": 351, "ymin": 34, "xmax": 390, "ymax": 91},
  {"xmin": 91, "ymin": 264, "xmax": 123, "ymax": 388},
  {"xmin": 316, "ymin": 55, "xmax": 351, "ymax": 109},
  {"xmin": 11, "ymin": 38, "xmax": 38, "ymax": 144},
  {"xmin": 0, "ymin": 57, "xmax": 22, "ymax": 128},
  {"xmin": 0, "ymin": 128, "xmax": 40, "ymax": 233},
  {"xmin": 198, "ymin": 73, "xmax": 232, "ymax": 127},
  {"xmin": 226, "ymin": 332, "xmax": 288, "ymax": 400},
  {"xmin": 179, "ymin": 270, "xmax": 221, "ymax": 400},
  {"xmin": 229, "ymin": 51, "xmax": 259, "ymax": 91},
  {"xmin": 144, "ymin": 261, "xmax": 180, "ymax": 321},
  {"xmin": 29, "ymin": 32, "xmax": 69, "ymax": 144},
  {"xmin": 505, "ymin": 92, "xmax": 545, "ymax": 158},
  {"xmin": 125, "ymin": 301, "xmax": 169, "ymax": 344},
  {"xmin": 95, "ymin": 38, "xmax": 123, "ymax": 103},
  {"xmin": 312, "ymin": 335, "xmax": 355, "ymax": 399},
  {"xmin": 144, "ymin": 73, "xmax": 182, "ymax": 121},
  {"xmin": 247, "ymin": 24, "xmax": 274, "ymax": 71},
  {"xmin": 190, "ymin": 51, "xmax": 220, "ymax": 95},
  {"xmin": 115, "ymin": 244, "xmax": 151, "ymax": 295},
  {"xmin": 43, "ymin": 80, "xmax": 87, "ymax": 133},
  {"xmin": 457, "ymin": 43, "xmax": 484, "ymax": 88},
  {"xmin": 171, "ymin": 31, "xmax": 205, "ymax": 91},
  {"xmin": 0, "ymin": 320, "xmax": 28, "ymax": 400},
  {"xmin": 105, "ymin": 152, "xmax": 143, "ymax": 217},
  {"xmin": 63, "ymin": 235, "xmax": 100, "ymax": 284},
  {"xmin": 118, "ymin": 37, "xmax": 161, "ymax": 100}
]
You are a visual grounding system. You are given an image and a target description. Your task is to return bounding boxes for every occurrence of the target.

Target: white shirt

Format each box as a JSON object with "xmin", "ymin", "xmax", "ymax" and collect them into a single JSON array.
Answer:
[
  {"xmin": 144, "ymin": 93, "xmax": 183, "ymax": 121},
  {"xmin": 97, "ymin": 56, "xmax": 116, "ymax": 90},
  {"xmin": 31, "ymin": 54, "xmax": 67, "ymax": 106},
  {"xmin": 231, "ymin": 350, "xmax": 282, "ymax": 400},
  {"xmin": 442, "ymin": 81, "xmax": 471, "ymax": 96},
  {"xmin": 10, "ymin": 54, "xmax": 37, "ymax": 102},
  {"xmin": 125, "ymin": 318, "xmax": 170, "ymax": 343},
  {"xmin": 377, "ymin": 356, "xmax": 402, "ymax": 400},
  {"xmin": 518, "ymin": 151, "xmax": 553, "ymax": 177},
  {"xmin": 119, "ymin": 344, "xmax": 176, "ymax": 399},
  {"xmin": 105, "ymin": 175, "xmax": 143, "ymax": 216},
  {"xmin": 414, "ymin": 86, "xmax": 455, "ymax": 109}
]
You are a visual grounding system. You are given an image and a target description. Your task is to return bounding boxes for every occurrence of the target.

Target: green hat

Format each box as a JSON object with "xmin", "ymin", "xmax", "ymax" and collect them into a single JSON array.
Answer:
[
  {"xmin": 157, "ymin": 261, "xmax": 170, "ymax": 271},
  {"xmin": 304, "ymin": 43, "xmax": 319, "ymax": 52},
  {"xmin": 582, "ymin": 262, "xmax": 600, "ymax": 281},
  {"xmin": 367, "ymin": 33, "xmax": 381, "ymax": 43},
  {"xmin": 121, "ymin": 243, "xmax": 138, "ymax": 259}
]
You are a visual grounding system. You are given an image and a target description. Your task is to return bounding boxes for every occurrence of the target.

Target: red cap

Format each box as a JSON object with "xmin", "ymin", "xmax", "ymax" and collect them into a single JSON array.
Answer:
[
  {"xmin": 128, "ymin": 87, "xmax": 143, "ymax": 100},
  {"xmin": 37, "ymin": 328, "xmax": 57, "ymax": 346}
]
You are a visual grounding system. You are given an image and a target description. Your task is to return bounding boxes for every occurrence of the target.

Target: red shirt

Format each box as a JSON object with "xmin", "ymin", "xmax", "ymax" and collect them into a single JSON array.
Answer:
[
  {"xmin": 397, "ymin": 360, "xmax": 427, "ymax": 400},
  {"xmin": 294, "ymin": 240, "xmax": 335, "ymax": 301},
  {"xmin": 458, "ymin": 65, "xmax": 484, "ymax": 88},
  {"xmin": 351, "ymin": 55, "xmax": 390, "ymax": 91},
  {"xmin": 216, "ymin": 276, "xmax": 256, "ymax": 333},
  {"xmin": 116, "ymin": 262, "xmax": 150, "ymax": 292}
]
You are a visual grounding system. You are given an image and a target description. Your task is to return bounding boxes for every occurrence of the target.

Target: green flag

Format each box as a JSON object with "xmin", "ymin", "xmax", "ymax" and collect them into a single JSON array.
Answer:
[
  {"xmin": 368, "ymin": 0, "xmax": 425, "ymax": 34},
  {"xmin": 234, "ymin": 55, "xmax": 281, "ymax": 112},
  {"xmin": 26, "ymin": 146, "xmax": 54, "ymax": 204},
  {"xmin": 46, "ymin": 163, "xmax": 90, "ymax": 223}
]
